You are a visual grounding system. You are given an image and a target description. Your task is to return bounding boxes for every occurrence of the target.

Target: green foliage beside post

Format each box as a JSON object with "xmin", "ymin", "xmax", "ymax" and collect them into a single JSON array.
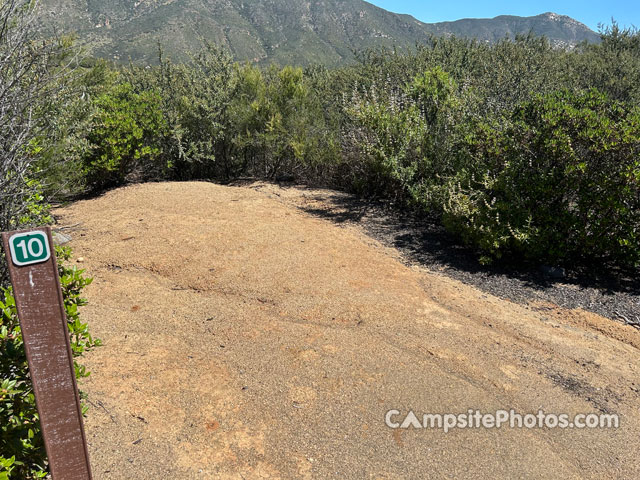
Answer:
[{"xmin": 0, "ymin": 247, "xmax": 100, "ymax": 479}]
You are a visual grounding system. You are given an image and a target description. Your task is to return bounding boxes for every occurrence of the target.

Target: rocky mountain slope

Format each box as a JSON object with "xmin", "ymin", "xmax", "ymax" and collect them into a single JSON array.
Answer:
[{"xmin": 39, "ymin": 0, "xmax": 600, "ymax": 64}]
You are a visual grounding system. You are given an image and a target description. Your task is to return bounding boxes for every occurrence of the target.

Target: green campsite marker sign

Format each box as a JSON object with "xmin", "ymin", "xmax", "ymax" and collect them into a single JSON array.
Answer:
[{"xmin": 9, "ymin": 230, "xmax": 51, "ymax": 266}]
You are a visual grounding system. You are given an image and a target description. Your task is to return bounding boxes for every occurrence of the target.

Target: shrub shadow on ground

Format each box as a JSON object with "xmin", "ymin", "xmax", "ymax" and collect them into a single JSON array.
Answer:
[{"xmin": 284, "ymin": 185, "xmax": 639, "ymax": 325}]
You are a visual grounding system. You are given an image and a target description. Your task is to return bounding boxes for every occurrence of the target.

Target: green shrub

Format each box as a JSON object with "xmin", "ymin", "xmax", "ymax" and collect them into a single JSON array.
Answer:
[
  {"xmin": 0, "ymin": 0, "xmax": 78, "ymax": 244},
  {"xmin": 83, "ymin": 82, "xmax": 168, "ymax": 188},
  {"xmin": 0, "ymin": 247, "xmax": 100, "ymax": 479},
  {"xmin": 30, "ymin": 24, "xmax": 640, "ymax": 274},
  {"xmin": 443, "ymin": 90, "xmax": 640, "ymax": 268},
  {"xmin": 343, "ymin": 68, "xmax": 471, "ymax": 204},
  {"xmin": 37, "ymin": 60, "xmax": 119, "ymax": 200},
  {"xmin": 575, "ymin": 23, "xmax": 640, "ymax": 104},
  {"xmin": 0, "ymin": 180, "xmax": 53, "ymax": 286},
  {"xmin": 241, "ymin": 65, "xmax": 340, "ymax": 181},
  {"xmin": 145, "ymin": 45, "xmax": 237, "ymax": 180}
]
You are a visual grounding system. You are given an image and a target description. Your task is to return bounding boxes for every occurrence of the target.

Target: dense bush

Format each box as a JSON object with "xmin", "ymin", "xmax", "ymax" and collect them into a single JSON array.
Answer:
[
  {"xmin": 575, "ymin": 23, "xmax": 640, "ymax": 104},
  {"xmin": 34, "ymin": 21, "xmax": 640, "ymax": 273},
  {"xmin": 343, "ymin": 67, "xmax": 472, "ymax": 203},
  {"xmin": 230, "ymin": 65, "xmax": 340, "ymax": 182},
  {"xmin": 126, "ymin": 47, "xmax": 341, "ymax": 183},
  {"xmin": 442, "ymin": 90, "xmax": 640, "ymax": 267},
  {"xmin": 0, "ymin": 247, "xmax": 100, "ymax": 479},
  {"xmin": 0, "ymin": 0, "xmax": 77, "ymax": 280},
  {"xmin": 82, "ymin": 82, "xmax": 168, "ymax": 188},
  {"xmin": 149, "ymin": 45, "xmax": 238, "ymax": 180}
]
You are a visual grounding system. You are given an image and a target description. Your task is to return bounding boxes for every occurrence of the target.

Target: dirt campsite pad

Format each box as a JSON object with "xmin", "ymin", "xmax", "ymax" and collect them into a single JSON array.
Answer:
[{"xmin": 54, "ymin": 182, "xmax": 639, "ymax": 479}]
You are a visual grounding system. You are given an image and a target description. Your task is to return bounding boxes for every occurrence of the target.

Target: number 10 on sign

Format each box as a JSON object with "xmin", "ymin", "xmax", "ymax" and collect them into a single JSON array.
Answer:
[{"xmin": 9, "ymin": 231, "xmax": 51, "ymax": 266}]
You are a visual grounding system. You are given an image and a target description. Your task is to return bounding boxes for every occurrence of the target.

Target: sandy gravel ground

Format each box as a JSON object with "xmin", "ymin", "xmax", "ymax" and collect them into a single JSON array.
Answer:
[{"xmin": 54, "ymin": 182, "xmax": 640, "ymax": 479}]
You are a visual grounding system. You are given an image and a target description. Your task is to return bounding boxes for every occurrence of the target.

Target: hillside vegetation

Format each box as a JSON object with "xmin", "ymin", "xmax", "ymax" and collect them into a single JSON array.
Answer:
[
  {"xmin": 39, "ymin": 0, "xmax": 599, "ymax": 65},
  {"xmin": 1, "ymin": 2, "xmax": 639, "ymax": 476},
  {"xmin": 3, "ymin": 4, "xmax": 640, "ymax": 274}
]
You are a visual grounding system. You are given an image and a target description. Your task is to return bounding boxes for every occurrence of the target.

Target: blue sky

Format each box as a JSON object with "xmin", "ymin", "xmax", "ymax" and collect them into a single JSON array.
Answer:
[{"xmin": 366, "ymin": 1, "xmax": 639, "ymax": 32}]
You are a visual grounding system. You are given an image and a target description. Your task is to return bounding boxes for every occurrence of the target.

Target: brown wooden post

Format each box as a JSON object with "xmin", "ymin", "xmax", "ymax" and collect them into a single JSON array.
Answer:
[{"xmin": 1, "ymin": 227, "xmax": 92, "ymax": 480}]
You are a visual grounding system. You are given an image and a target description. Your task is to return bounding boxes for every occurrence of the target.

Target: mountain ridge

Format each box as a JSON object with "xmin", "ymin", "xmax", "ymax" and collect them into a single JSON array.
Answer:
[{"xmin": 39, "ymin": 1, "xmax": 601, "ymax": 65}]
